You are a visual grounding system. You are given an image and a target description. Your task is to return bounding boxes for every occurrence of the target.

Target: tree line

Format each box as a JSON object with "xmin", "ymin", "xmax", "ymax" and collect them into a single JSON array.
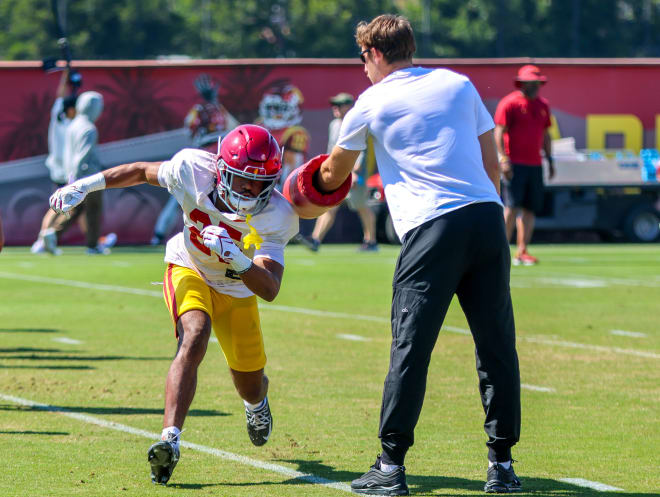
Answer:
[{"xmin": 1, "ymin": 0, "xmax": 659, "ymax": 61}]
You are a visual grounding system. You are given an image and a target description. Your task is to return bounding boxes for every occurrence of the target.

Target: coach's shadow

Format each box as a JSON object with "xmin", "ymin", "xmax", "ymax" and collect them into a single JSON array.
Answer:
[{"xmin": 267, "ymin": 460, "xmax": 650, "ymax": 497}]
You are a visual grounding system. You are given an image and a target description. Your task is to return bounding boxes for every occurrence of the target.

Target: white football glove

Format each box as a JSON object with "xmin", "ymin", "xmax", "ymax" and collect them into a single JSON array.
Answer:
[
  {"xmin": 50, "ymin": 173, "xmax": 106, "ymax": 215},
  {"xmin": 201, "ymin": 225, "xmax": 253, "ymax": 274}
]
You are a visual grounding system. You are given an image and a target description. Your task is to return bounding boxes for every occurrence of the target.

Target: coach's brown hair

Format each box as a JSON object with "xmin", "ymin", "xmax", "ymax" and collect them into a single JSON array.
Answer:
[{"xmin": 355, "ymin": 14, "xmax": 416, "ymax": 64}]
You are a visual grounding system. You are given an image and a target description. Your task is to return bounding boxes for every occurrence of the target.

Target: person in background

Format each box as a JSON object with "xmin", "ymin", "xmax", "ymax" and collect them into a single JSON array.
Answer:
[
  {"xmin": 494, "ymin": 64, "xmax": 555, "ymax": 266},
  {"xmin": 31, "ymin": 70, "xmax": 79, "ymax": 255},
  {"xmin": 0, "ymin": 210, "xmax": 4, "ymax": 253},
  {"xmin": 316, "ymin": 14, "xmax": 521, "ymax": 495},
  {"xmin": 50, "ymin": 91, "xmax": 116, "ymax": 254},
  {"xmin": 299, "ymin": 92, "xmax": 378, "ymax": 252}
]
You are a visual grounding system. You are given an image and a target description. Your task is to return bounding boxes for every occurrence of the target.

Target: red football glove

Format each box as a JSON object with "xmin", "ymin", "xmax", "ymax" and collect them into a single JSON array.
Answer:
[{"xmin": 282, "ymin": 154, "xmax": 352, "ymax": 219}]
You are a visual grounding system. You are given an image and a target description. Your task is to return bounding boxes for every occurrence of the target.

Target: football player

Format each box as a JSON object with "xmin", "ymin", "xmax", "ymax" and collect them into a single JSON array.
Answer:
[{"xmin": 50, "ymin": 124, "xmax": 298, "ymax": 485}]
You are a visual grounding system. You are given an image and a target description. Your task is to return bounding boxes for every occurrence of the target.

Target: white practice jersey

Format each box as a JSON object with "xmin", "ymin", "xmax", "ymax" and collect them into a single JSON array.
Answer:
[{"xmin": 158, "ymin": 148, "xmax": 299, "ymax": 298}]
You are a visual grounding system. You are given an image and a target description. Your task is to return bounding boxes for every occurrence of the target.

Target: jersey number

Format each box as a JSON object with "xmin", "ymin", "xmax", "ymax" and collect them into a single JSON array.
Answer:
[{"xmin": 188, "ymin": 209, "xmax": 243, "ymax": 263}]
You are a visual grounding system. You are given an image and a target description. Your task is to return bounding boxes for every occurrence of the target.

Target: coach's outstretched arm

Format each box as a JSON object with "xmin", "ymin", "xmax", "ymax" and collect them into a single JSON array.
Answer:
[
  {"xmin": 317, "ymin": 146, "xmax": 360, "ymax": 193},
  {"xmin": 50, "ymin": 161, "xmax": 163, "ymax": 215}
]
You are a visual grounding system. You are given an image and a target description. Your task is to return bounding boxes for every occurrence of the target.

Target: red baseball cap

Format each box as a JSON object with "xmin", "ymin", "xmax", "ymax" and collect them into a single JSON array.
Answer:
[{"xmin": 514, "ymin": 65, "xmax": 547, "ymax": 87}]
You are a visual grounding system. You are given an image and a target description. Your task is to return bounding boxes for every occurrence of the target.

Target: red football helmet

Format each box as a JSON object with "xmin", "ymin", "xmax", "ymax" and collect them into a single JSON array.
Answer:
[{"xmin": 216, "ymin": 124, "xmax": 282, "ymax": 216}]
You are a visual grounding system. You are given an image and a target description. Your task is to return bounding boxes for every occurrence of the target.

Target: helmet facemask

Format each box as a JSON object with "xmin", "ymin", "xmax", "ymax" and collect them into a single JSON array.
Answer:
[{"xmin": 217, "ymin": 158, "xmax": 280, "ymax": 217}]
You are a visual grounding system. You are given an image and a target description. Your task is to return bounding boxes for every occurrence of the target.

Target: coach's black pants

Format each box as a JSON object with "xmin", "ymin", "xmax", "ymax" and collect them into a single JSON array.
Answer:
[{"xmin": 379, "ymin": 202, "xmax": 520, "ymax": 466}]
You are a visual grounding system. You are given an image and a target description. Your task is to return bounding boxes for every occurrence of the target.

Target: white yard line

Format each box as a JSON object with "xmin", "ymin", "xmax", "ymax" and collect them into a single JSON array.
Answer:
[
  {"xmin": 521, "ymin": 383, "xmax": 556, "ymax": 393},
  {"xmin": 337, "ymin": 334, "xmax": 371, "ymax": 342},
  {"xmin": 559, "ymin": 477, "xmax": 624, "ymax": 492},
  {"xmin": 0, "ymin": 393, "xmax": 352, "ymax": 493},
  {"xmin": 52, "ymin": 337, "xmax": 83, "ymax": 345},
  {"xmin": 1, "ymin": 271, "xmax": 657, "ymax": 360},
  {"xmin": 610, "ymin": 329, "xmax": 647, "ymax": 338}
]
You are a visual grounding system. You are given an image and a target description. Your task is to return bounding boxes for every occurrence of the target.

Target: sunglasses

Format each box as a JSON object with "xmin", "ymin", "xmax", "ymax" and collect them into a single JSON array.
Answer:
[{"xmin": 359, "ymin": 48, "xmax": 371, "ymax": 63}]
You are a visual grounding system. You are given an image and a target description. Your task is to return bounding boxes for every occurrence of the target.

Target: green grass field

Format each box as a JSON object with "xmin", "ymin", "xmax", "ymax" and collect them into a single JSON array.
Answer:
[{"xmin": 1, "ymin": 244, "xmax": 658, "ymax": 497}]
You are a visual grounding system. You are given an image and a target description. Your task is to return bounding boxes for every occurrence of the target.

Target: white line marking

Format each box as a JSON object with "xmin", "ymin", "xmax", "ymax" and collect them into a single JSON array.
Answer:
[
  {"xmin": 210, "ymin": 337, "xmax": 218, "ymax": 343},
  {"xmin": 0, "ymin": 393, "xmax": 351, "ymax": 493},
  {"xmin": 521, "ymin": 383, "xmax": 556, "ymax": 393},
  {"xmin": 336, "ymin": 334, "xmax": 371, "ymax": 342},
  {"xmin": 610, "ymin": 329, "xmax": 647, "ymax": 338},
  {"xmin": 523, "ymin": 336, "xmax": 659, "ymax": 359},
  {"xmin": 536, "ymin": 277, "xmax": 608, "ymax": 288},
  {"xmin": 1, "ymin": 271, "xmax": 657, "ymax": 360},
  {"xmin": 515, "ymin": 271, "xmax": 660, "ymax": 288},
  {"xmin": 443, "ymin": 325, "xmax": 471, "ymax": 335},
  {"xmin": 0, "ymin": 271, "xmax": 162, "ymax": 297},
  {"xmin": 52, "ymin": 337, "xmax": 83, "ymax": 345},
  {"xmin": 559, "ymin": 478, "xmax": 624, "ymax": 492}
]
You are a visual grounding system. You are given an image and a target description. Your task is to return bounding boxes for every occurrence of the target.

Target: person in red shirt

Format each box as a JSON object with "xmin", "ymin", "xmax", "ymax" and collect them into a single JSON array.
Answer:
[{"xmin": 494, "ymin": 65, "xmax": 555, "ymax": 265}]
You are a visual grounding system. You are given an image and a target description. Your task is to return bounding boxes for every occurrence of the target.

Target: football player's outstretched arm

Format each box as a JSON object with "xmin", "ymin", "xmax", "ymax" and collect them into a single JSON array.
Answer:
[
  {"xmin": 318, "ymin": 146, "xmax": 360, "ymax": 192},
  {"xmin": 50, "ymin": 161, "xmax": 163, "ymax": 215}
]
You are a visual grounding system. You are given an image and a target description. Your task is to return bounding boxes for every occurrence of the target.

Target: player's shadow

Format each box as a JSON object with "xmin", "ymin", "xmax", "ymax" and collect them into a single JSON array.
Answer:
[
  {"xmin": 2, "ymin": 353, "xmax": 171, "ymax": 362},
  {"xmin": 0, "ymin": 347, "xmax": 64, "ymax": 353},
  {"xmin": 0, "ymin": 364, "xmax": 95, "ymax": 370},
  {"xmin": 0, "ymin": 403, "xmax": 229, "ymax": 417},
  {"xmin": 0, "ymin": 328, "xmax": 58, "ymax": 333},
  {"xmin": 0, "ymin": 430, "xmax": 69, "ymax": 436}
]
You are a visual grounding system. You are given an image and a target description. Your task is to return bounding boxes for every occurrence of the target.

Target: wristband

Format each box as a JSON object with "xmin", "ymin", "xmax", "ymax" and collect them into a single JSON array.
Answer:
[
  {"xmin": 229, "ymin": 251, "xmax": 253, "ymax": 274},
  {"xmin": 78, "ymin": 172, "xmax": 106, "ymax": 193}
]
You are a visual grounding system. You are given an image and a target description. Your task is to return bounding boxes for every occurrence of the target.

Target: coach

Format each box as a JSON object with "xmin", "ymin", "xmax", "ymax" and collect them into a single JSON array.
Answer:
[
  {"xmin": 317, "ymin": 15, "xmax": 521, "ymax": 495},
  {"xmin": 495, "ymin": 65, "xmax": 554, "ymax": 266}
]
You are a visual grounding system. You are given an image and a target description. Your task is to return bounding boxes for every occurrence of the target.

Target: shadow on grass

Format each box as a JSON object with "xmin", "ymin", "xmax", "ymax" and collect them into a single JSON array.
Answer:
[
  {"xmin": 0, "ymin": 347, "xmax": 64, "ymax": 353},
  {"xmin": 0, "ymin": 328, "xmax": 58, "ymax": 333},
  {"xmin": 0, "ymin": 430, "xmax": 69, "ymax": 435},
  {"xmin": 0, "ymin": 403, "xmax": 229, "ymax": 417},
  {"xmin": 213, "ymin": 459, "xmax": 650, "ymax": 496},
  {"xmin": 2, "ymin": 354, "xmax": 171, "ymax": 362},
  {"xmin": 0, "ymin": 364, "xmax": 95, "ymax": 370}
]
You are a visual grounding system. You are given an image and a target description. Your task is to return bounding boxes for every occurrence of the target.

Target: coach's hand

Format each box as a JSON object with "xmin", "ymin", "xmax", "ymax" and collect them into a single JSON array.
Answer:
[{"xmin": 201, "ymin": 226, "xmax": 253, "ymax": 274}]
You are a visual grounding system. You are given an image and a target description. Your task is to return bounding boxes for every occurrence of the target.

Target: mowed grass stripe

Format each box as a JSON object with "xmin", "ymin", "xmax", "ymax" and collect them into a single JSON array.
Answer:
[
  {"xmin": 0, "ymin": 393, "xmax": 352, "ymax": 493},
  {"xmin": 1, "ymin": 270, "xmax": 657, "ymax": 360}
]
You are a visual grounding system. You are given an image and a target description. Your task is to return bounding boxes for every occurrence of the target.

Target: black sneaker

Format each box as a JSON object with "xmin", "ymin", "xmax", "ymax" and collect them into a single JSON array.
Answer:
[
  {"xmin": 148, "ymin": 436, "xmax": 180, "ymax": 485},
  {"xmin": 246, "ymin": 398, "xmax": 272, "ymax": 446},
  {"xmin": 351, "ymin": 455, "xmax": 409, "ymax": 496},
  {"xmin": 484, "ymin": 462, "xmax": 522, "ymax": 493}
]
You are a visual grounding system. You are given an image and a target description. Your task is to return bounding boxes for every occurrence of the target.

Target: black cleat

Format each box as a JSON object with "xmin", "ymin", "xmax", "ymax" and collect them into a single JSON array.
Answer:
[
  {"xmin": 246, "ymin": 398, "xmax": 272, "ymax": 446},
  {"xmin": 148, "ymin": 438, "xmax": 180, "ymax": 485},
  {"xmin": 484, "ymin": 462, "xmax": 522, "ymax": 493},
  {"xmin": 351, "ymin": 455, "xmax": 409, "ymax": 496}
]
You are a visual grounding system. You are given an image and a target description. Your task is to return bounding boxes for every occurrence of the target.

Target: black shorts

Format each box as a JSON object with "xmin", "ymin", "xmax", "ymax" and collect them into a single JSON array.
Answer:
[{"xmin": 502, "ymin": 164, "xmax": 544, "ymax": 214}]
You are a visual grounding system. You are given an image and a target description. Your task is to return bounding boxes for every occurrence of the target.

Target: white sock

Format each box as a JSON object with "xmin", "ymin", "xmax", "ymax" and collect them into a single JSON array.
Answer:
[
  {"xmin": 162, "ymin": 426, "xmax": 181, "ymax": 448},
  {"xmin": 379, "ymin": 461, "xmax": 400, "ymax": 473},
  {"xmin": 489, "ymin": 460, "xmax": 511, "ymax": 469},
  {"xmin": 244, "ymin": 397, "xmax": 267, "ymax": 412}
]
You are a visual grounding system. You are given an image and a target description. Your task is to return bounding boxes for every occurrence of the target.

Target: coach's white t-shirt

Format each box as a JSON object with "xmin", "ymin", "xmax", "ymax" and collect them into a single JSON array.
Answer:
[{"xmin": 336, "ymin": 67, "xmax": 501, "ymax": 240}]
